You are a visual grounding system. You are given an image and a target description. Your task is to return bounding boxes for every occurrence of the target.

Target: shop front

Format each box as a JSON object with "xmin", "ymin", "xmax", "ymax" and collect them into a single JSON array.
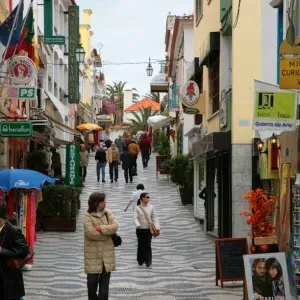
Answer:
[{"xmin": 193, "ymin": 131, "xmax": 231, "ymax": 238}]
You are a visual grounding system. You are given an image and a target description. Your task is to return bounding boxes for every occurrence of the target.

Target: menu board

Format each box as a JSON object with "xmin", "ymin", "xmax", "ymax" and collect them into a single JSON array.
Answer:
[{"xmin": 216, "ymin": 238, "xmax": 248, "ymax": 288}]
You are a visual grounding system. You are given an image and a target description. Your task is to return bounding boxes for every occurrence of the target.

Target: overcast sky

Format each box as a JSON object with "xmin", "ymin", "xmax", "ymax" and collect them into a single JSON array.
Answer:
[{"xmin": 75, "ymin": 0, "xmax": 193, "ymax": 98}]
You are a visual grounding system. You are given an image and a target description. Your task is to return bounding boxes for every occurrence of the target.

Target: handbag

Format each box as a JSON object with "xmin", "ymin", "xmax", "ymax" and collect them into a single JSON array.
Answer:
[
  {"xmin": 0, "ymin": 225, "xmax": 34, "ymax": 271},
  {"xmin": 131, "ymin": 167, "xmax": 137, "ymax": 176},
  {"xmin": 105, "ymin": 213, "xmax": 122, "ymax": 247},
  {"xmin": 139, "ymin": 206, "xmax": 160, "ymax": 237}
]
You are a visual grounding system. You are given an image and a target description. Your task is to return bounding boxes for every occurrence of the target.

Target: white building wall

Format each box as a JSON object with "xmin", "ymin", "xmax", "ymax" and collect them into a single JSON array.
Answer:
[{"xmin": 123, "ymin": 90, "xmax": 133, "ymax": 112}]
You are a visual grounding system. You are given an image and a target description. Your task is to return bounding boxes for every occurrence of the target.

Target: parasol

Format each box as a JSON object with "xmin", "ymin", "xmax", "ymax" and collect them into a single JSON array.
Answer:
[
  {"xmin": 0, "ymin": 169, "xmax": 56, "ymax": 192},
  {"xmin": 77, "ymin": 123, "xmax": 102, "ymax": 131},
  {"xmin": 147, "ymin": 115, "xmax": 173, "ymax": 132}
]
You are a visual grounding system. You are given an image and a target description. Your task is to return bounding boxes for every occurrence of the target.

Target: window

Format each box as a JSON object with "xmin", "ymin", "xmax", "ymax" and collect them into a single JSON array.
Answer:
[
  {"xmin": 195, "ymin": 114, "xmax": 203, "ymax": 125},
  {"xmin": 195, "ymin": 0, "xmax": 203, "ymax": 23},
  {"xmin": 208, "ymin": 52, "xmax": 220, "ymax": 115}
]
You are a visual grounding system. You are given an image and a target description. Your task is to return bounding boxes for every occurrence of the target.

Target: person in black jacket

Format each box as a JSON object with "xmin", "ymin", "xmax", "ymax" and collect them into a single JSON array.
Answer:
[
  {"xmin": 0, "ymin": 202, "xmax": 29, "ymax": 300},
  {"xmin": 120, "ymin": 147, "xmax": 134, "ymax": 184},
  {"xmin": 95, "ymin": 146, "xmax": 107, "ymax": 182}
]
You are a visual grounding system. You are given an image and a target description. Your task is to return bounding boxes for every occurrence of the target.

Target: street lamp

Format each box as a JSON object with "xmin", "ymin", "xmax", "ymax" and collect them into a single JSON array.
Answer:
[
  {"xmin": 146, "ymin": 57, "xmax": 153, "ymax": 76},
  {"xmin": 76, "ymin": 44, "xmax": 86, "ymax": 64}
]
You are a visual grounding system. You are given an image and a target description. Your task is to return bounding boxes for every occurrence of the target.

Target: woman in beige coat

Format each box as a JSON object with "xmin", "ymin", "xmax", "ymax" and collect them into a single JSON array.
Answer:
[{"xmin": 84, "ymin": 192, "xmax": 118, "ymax": 300}]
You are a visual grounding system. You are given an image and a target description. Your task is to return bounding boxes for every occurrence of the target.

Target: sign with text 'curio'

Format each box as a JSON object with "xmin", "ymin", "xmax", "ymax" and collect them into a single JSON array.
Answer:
[
  {"xmin": 280, "ymin": 58, "xmax": 300, "ymax": 89},
  {"xmin": 68, "ymin": 5, "xmax": 80, "ymax": 104},
  {"xmin": 0, "ymin": 121, "xmax": 32, "ymax": 137},
  {"xmin": 65, "ymin": 144, "xmax": 80, "ymax": 186},
  {"xmin": 253, "ymin": 92, "xmax": 297, "ymax": 131}
]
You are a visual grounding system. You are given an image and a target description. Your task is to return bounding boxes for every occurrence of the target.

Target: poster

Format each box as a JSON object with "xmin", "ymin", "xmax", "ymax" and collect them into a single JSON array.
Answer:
[{"xmin": 244, "ymin": 252, "xmax": 291, "ymax": 299}]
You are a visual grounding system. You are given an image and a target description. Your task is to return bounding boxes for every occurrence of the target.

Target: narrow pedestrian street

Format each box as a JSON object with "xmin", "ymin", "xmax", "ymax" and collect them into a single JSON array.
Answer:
[{"xmin": 23, "ymin": 156, "xmax": 243, "ymax": 300}]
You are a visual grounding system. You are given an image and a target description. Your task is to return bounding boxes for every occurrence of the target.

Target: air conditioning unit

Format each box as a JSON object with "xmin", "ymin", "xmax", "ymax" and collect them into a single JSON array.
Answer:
[{"xmin": 30, "ymin": 88, "xmax": 46, "ymax": 110}]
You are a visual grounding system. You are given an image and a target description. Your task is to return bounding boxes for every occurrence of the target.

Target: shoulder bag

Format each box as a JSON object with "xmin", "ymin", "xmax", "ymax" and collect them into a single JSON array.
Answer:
[
  {"xmin": 138, "ymin": 206, "xmax": 160, "ymax": 237},
  {"xmin": 105, "ymin": 213, "xmax": 122, "ymax": 247},
  {"xmin": 0, "ymin": 226, "xmax": 34, "ymax": 271}
]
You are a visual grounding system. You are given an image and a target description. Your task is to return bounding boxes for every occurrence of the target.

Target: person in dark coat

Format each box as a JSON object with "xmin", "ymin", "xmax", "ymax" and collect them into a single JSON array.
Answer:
[
  {"xmin": 120, "ymin": 147, "xmax": 134, "ymax": 184},
  {"xmin": 0, "ymin": 202, "xmax": 29, "ymax": 300},
  {"xmin": 104, "ymin": 139, "xmax": 112, "ymax": 149}
]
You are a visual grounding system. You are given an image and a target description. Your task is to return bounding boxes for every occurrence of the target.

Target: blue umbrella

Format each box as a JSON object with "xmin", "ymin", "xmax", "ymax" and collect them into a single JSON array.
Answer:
[{"xmin": 0, "ymin": 169, "xmax": 56, "ymax": 192}]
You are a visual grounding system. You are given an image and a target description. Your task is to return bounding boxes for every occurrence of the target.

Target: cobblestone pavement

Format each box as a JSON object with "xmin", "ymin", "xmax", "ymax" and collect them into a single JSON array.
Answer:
[{"xmin": 24, "ymin": 155, "xmax": 243, "ymax": 300}]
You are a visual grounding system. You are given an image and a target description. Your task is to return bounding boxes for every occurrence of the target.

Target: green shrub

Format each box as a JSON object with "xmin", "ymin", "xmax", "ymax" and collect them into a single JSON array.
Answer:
[
  {"xmin": 157, "ymin": 131, "xmax": 171, "ymax": 156},
  {"xmin": 27, "ymin": 151, "xmax": 49, "ymax": 173},
  {"xmin": 37, "ymin": 185, "xmax": 81, "ymax": 219}
]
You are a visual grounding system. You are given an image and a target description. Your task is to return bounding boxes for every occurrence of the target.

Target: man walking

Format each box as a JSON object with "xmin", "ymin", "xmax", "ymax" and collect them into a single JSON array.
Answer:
[
  {"xmin": 95, "ymin": 146, "xmax": 107, "ymax": 183},
  {"xmin": 124, "ymin": 183, "xmax": 145, "ymax": 212},
  {"xmin": 128, "ymin": 137, "xmax": 139, "ymax": 171},
  {"xmin": 107, "ymin": 143, "xmax": 119, "ymax": 183},
  {"xmin": 139, "ymin": 135, "xmax": 151, "ymax": 168},
  {"xmin": 120, "ymin": 147, "xmax": 134, "ymax": 184},
  {"xmin": 114, "ymin": 135, "xmax": 124, "ymax": 154},
  {"xmin": 79, "ymin": 144, "xmax": 89, "ymax": 182},
  {"xmin": 50, "ymin": 148, "xmax": 62, "ymax": 177}
]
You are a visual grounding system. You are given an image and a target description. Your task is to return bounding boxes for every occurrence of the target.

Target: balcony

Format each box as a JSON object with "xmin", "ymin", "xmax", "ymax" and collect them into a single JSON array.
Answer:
[{"xmin": 220, "ymin": 0, "xmax": 232, "ymax": 36}]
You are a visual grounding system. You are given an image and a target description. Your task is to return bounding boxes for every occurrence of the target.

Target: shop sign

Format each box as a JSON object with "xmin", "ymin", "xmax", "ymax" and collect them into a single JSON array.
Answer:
[
  {"xmin": 44, "ymin": 0, "xmax": 65, "ymax": 44},
  {"xmin": 68, "ymin": 5, "xmax": 80, "ymax": 104},
  {"xmin": 8, "ymin": 56, "xmax": 36, "ymax": 85},
  {"xmin": 65, "ymin": 144, "xmax": 80, "ymax": 186},
  {"xmin": 279, "ymin": 58, "xmax": 300, "ymax": 89},
  {"xmin": 181, "ymin": 81, "xmax": 200, "ymax": 114},
  {"xmin": 1, "ymin": 86, "xmax": 36, "ymax": 100},
  {"xmin": 0, "ymin": 121, "xmax": 32, "ymax": 137},
  {"xmin": 253, "ymin": 92, "xmax": 297, "ymax": 131}
]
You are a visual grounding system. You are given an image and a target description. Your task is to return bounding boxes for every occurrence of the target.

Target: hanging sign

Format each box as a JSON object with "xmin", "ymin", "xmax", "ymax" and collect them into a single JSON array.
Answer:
[
  {"xmin": 280, "ymin": 58, "xmax": 300, "ymax": 89},
  {"xmin": 253, "ymin": 92, "xmax": 297, "ymax": 131},
  {"xmin": 8, "ymin": 56, "xmax": 36, "ymax": 85},
  {"xmin": 1, "ymin": 86, "xmax": 36, "ymax": 100},
  {"xmin": 181, "ymin": 81, "xmax": 201, "ymax": 114},
  {"xmin": 68, "ymin": 5, "xmax": 80, "ymax": 104},
  {"xmin": 65, "ymin": 144, "xmax": 80, "ymax": 186},
  {"xmin": 0, "ymin": 121, "xmax": 32, "ymax": 137}
]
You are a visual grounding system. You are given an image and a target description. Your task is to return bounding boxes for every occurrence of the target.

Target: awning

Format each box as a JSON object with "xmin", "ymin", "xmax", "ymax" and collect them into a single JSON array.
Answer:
[
  {"xmin": 192, "ymin": 132, "xmax": 230, "ymax": 157},
  {"xmin": 184, "ymin": 125, "xmax": 201, "ymax": 137},
  {"xmin": 199, "ymin": 32, "xmax": 220, "ymax": 67},
  {"xmin": 53, "ymin": 137, "xmax": 72, "ymax": 147},
  {"xmin": 147, "ymin": 115, "xmax": 173, "ymax": 131}
]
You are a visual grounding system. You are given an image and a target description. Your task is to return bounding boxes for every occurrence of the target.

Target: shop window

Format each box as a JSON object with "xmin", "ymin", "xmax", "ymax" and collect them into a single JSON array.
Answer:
[
  {"xmin": 208, "ymin": 52, "xmax": 220, "ymax": 115},
  {"xmin": 195, "ymin": 114, "xmax": 203, "ymax": 125},
  {"xmin": 195, "ymin": 0, "xmax": 203, "ymax": 24}
]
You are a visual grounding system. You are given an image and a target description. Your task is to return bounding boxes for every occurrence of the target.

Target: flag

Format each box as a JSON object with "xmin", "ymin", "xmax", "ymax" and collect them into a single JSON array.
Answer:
[
  {"xmin": 4, "ymin": 3, "xmax": 35, "ymax": 61},
  {"xmin": 0, "ymin": 0, "xmax": 24, "ymax": 46}
]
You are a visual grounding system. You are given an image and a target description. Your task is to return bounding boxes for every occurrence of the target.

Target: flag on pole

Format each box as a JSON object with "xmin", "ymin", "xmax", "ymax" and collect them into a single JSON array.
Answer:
[
  {"xmin": 4, "ymin": 2, "xmax": 35, "ymax": 61},
  {"xmin": 0, "ymin": 1, "xmax": 24, "ymax": 46}
]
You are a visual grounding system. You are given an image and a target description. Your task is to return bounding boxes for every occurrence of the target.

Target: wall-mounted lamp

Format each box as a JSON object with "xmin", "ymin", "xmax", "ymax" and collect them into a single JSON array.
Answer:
[
  {"xmin": 270, "ymin": 133, "xmax": 278, "ymax": 147},
  {"xmin": 146, "ymin": 57, "xmax": 153, "ymax": 77},
  {"xmin": 257, "ymin": 139, "xmax": 264, "ymax": 152}
]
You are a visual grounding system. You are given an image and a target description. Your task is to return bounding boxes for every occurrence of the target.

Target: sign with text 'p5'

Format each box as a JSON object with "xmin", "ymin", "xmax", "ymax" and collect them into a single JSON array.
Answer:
[{"xmin": 65, "ymin": 144, "xmax": 80, "ymax": 186}]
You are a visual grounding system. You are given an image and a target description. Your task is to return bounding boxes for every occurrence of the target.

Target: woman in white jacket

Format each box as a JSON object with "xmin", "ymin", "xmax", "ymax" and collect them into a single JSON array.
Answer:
[{"xmin": 134, "ymin": 192, "xmax": 160, "ymax": 267}]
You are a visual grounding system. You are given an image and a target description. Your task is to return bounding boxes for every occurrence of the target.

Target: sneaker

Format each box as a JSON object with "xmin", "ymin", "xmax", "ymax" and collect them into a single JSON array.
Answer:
[
  {"xmin": 102, "ymin": 180, "xmax": 106, "ymax": 183},
  {"xmin": 146, "ymin": 262, "xmax": 152, "ymax": 267},
  {"xmin": 138, "ymin": 263, "xmax": 143, "ymax": 266}
]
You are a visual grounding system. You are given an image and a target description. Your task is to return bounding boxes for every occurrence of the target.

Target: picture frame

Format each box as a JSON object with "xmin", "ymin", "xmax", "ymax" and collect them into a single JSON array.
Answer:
[{"xmin": 244, "ymin": 252, "xmax": 291, "ymax": 300}]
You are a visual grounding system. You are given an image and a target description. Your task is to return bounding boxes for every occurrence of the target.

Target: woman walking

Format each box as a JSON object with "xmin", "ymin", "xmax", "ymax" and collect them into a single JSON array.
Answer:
[
  {"xmin": 134, "ymin": 192, "xmax": 160, "ymax": 267},
  {"xmin": 106, "ymin": 143, "xmax": 119, "ymax": 183},
  {"xmin": 84, "ymin": 192, "xmax": 118, "ymax": 300}
]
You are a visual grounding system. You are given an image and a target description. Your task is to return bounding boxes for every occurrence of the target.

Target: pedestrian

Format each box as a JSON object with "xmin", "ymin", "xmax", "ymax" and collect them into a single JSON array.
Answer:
[
  {"xmin": 124, "ymin": 183, "xmax": 145, "ymax": 212},
  {"xmin": 134, "ymin": 192, "xmax": 160, "ymax": 267},
  {"xmin": 106, "ymin": 143, "xmax": 119, "ymax": 183},
  {"xmin": 128, "ymin": 137, "xmax": 139, "ymax": 171},
  {"xmin": 114, "ymin": 135, "xmax": 124, "ymax": 154},
  {"xmin": 0, "ymin": 202, "xmax": 30, "ymax": 300},
  {"xmin": 104, "ymin": 138, "xmax": 112, "ymax": 149},
  {"xmin": 80, "ymin": 144, "xmax": 89, "ymax": 182},
  {"xmin": 139, "ymin": 135, "xmax": 151, "ymax": 168},
  {"xmin": 50, "ymin": 147, "xmax": 62, "ymax": 177},
  {"xmin": 120, "ymin": 147, "xmax": 134, "ymax": 184},
  {"xmin": 84, "ymin": 192, "xmax": 118, "ymax": 300},
  {"xmin": 95, "ymin": 146, "xmax": 107, "ymax": 183}
]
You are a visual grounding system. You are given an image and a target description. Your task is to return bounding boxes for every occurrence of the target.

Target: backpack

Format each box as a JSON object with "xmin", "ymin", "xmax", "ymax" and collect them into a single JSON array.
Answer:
[{"xmin": 112, "ymin": 149, "xmax": 118, "ymax": 162}]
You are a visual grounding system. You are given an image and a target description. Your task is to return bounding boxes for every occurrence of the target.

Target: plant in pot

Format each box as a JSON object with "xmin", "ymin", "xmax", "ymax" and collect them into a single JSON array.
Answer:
[
  {"xmin": 240, "ymin": 188, "xmax": 277, "ymax": 253},
  {"xmin": 27, "ymin": 150, "xmax": 49, "ymax": 174},
  {"xmin": 156, "ymin": 131, "xmax": 171, "ymax": 174},
  {"xmin": 163, "ymin": 154, "xmax": 194, "ymax": 205},
  {"xmin": 37, "ymin": 184, "xmax": 81, "ymax": 232}
]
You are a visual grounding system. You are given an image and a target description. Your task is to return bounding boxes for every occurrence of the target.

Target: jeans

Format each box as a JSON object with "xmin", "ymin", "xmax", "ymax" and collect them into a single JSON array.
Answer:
[
  {"xmin": 136, "ymin": 228, "xmax": 152, "ymax": 265},
  {"xmin": 141, "ymin": 152, "xmax": 149, "ymax": 168},
  {"xmin": 87, "ymin": 266, "xmax": 111, "ymax": 300},
  {"xmin": 96, "ymin": 162, "xmax": 106, "ymax": 181},
  {"xmin": 124, "ymin": 167, "xmax": 133, "ymax": 183},
  {"xmin": 79, "ymin": 166, "xmax": 87, "ymax": 180},
  {"xmin": 109, "ymin": 162, "xmax": 118, "ymax": 181}
]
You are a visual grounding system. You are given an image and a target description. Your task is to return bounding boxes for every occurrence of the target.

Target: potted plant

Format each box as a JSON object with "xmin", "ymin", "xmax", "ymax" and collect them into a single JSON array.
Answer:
[
  {"xmin": 37, "ymin": 184, "xmax": 81, "ymax": 232},
  {"xmin": 156, "ymin": 131, "xmax": 171, "ymax": 175},
  {"xmin": 27, "ymin": 150, "xmax": 49, "ymax": 173},
  {"xmin": 163, "ymin": 154, "xmax": 194, "ymax": 205},
  {"xmin": 240, "ymin": 188, "xmax": 277, "ymax": 253}
]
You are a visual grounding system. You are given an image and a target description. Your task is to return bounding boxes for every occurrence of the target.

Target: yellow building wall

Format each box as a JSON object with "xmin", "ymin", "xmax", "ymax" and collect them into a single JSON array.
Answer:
[
  {"xmin": 231, "ymin": 0, "xmax": 262, "ymax": 144},
  {"xmin": 194, "ymin": 0, "xmax": 220, "ymax": 135}
]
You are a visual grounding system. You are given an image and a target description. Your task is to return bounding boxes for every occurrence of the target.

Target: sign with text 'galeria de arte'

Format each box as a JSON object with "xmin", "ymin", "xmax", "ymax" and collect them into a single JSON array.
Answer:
[
  {"xmin": 68, "ymin": 5, "xmax": 79, "ymax": 104},
  {"xmin": 253, "ymin": 92, "xmax": 297, "ymax": 131},
  {"xmin": 65, "ymin": 144, "xmax": 80, "ymax": 186}
]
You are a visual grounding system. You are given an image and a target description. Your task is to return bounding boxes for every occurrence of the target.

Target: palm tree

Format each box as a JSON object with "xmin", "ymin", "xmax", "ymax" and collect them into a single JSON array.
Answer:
[
  {"xmin": 144, "ymin": 92, "xmax": 160, "ymax": 102},
  {"xmin": 106, "ymin": 81, "xmax": 140, "ymax": 124},
  {"xmin": 123, "ymin": 106, "xmax": 158, "ymax": 135}
]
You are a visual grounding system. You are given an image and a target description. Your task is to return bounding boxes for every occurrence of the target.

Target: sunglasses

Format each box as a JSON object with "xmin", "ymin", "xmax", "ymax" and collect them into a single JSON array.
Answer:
[{"xmin": 145, "ymin": 196, "xmax": 150, "ymax": 199}]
